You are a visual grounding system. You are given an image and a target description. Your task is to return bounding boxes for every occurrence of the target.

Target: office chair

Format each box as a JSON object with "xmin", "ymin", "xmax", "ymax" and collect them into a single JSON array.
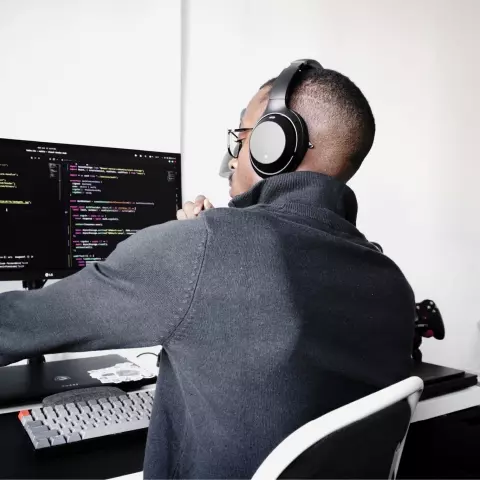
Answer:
[{"xmin": 252, "ymin": 376, "xmax": 423, "ymax": 480}]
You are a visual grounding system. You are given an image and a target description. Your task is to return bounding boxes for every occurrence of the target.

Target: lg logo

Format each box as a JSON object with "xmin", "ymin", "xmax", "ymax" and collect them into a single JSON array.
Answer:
[
  {"xmin": 54, "ymin": 376, "xmax": 71, "ymax": 382},
  {"xmin": 45, "ymin": 272, "xmax": 54, "ymax": 278}
]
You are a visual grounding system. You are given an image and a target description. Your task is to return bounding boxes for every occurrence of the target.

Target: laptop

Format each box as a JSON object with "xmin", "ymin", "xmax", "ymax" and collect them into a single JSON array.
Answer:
[{"xmin": 0, "ymin": 354, "xmax": 157, "ymax": 407}]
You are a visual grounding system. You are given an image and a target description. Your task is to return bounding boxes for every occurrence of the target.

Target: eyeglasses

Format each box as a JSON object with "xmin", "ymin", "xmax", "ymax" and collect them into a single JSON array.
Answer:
[{"xmin": 227, "ymin": 128, "xmax": 253, "ymax": 159}]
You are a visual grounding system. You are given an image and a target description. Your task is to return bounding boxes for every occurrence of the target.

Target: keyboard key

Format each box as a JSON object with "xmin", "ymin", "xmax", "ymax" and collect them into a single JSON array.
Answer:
[
  {"xmin": 25, "ymin": 420, "xmax": 44, "ymax": 429},
  {"xmin": 28, "ymin": 425, "xmax": 49, "ymax": 435},
  {"xmin": 31, "ymin": 408, "xmax": 43, "ymax": 419},
  {"xmin": 77, "ymin": 401, "xmax": 87, "ymax": 408},
  {"xmin": 81, "ymin": 418, "xmax": 150, "ymax": 439},
  {"xmin": 33, "ymin": 438, "xmax": 51, "ymax": 449},
  {"xmin": 50, "ymin": 435, "xmax": 66, "ymax": 446},
  {"xmin": 79, "ymin": 405, "xmax": 92, "ymax": 414},
  {"xmin": 32, "ymin": 430, "xmax": 60, "ymax": 440},
  {"xmin": 67, "ymin": 433, "xmax": 82, "ymax": 443},
  {"xmin": 98, "ymin": 398, "xmax": 109, "ymax": 404},
  {"xmin": 20, "ymin": 414, "xmax": 34, "ymax": 426}
]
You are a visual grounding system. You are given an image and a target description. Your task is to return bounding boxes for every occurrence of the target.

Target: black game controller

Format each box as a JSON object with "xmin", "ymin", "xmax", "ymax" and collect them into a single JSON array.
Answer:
[{"xmin": 413, "ymin": 299, "xmax": 445, "ymax": 362}]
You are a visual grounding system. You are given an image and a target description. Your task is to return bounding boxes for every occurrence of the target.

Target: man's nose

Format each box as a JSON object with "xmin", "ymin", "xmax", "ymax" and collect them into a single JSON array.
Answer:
[{"xmin": 228, "ymin": 158, "xmax": 238, "ymax": 171}]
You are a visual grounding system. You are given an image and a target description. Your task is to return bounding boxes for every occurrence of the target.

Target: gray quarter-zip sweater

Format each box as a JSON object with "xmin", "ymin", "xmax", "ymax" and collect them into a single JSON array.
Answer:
[{"xmin": 0, "ymin": 172, "xmax": 414, "ymax": 479}]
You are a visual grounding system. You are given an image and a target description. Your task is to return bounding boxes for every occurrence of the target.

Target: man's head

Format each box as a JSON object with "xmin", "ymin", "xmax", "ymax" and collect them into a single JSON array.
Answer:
[{"xmin": 228, "ymin": 67, "xmax": 376, "ymax": 197}]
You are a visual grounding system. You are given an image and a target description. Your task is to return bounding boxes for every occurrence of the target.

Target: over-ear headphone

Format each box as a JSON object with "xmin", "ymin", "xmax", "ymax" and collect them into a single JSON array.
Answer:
[{"xmin": 249, "ymin": 59, "xmax": 323, "ymax": 178}]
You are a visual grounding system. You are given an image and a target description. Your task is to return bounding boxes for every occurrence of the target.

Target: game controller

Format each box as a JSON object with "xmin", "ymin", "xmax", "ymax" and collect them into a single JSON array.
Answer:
[{"xmin": 413, "ymin": 299, "xmax": 445, "ymax": 362}]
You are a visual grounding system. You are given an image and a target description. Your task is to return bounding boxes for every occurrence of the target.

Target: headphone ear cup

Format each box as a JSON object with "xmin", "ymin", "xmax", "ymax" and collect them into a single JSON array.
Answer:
[
  {"xmin": 249, "ymin": 120, "xmax": 287, "ymax": 166},
  {"xmin": 249, "ymin": 113, "xmax": 300, "ymax": 178}
]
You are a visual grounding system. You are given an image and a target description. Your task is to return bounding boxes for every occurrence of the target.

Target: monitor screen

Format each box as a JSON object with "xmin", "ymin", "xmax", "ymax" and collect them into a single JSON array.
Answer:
[{"xmin": 0, "ymin": 138, "xmax": 181, "ymax": 281}]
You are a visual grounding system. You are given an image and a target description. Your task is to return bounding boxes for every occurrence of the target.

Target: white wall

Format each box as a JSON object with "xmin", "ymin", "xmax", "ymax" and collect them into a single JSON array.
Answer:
[
  {"xmin": 0, "ymin": 0, "xmax": 181, "ymax": 363},
  {"xmin": 182, "ymin": 0, "xmax": 480, "ymax": 371},
  {"xmin": 0, "ymin": 0, "xmax": 181, "ymax": 296},
  {"xmin": 1, "ymin": 0, "xmax": 479, "ymax": 372}
]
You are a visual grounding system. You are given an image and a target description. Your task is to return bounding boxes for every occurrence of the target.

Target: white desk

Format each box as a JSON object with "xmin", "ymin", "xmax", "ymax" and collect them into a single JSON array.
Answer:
[{"xmin": 412, "ymin": 384, "xmax": 480, "ymax": 422}]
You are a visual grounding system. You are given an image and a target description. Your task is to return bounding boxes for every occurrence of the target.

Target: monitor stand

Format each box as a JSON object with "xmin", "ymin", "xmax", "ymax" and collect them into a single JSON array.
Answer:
[{"xmin": 0, "ymin": 280, "xmax": 157, "ymax": 407}]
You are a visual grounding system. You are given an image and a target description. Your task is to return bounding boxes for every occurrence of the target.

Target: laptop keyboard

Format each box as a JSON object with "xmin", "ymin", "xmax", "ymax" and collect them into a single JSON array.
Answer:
[{"xmin": 18, "ymin": 390, "xmax": 153, "ymax": 449}]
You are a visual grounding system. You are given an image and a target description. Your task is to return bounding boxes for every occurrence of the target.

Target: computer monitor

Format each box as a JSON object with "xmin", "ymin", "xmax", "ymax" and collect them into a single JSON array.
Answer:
[{"xmin": 0, "ymin": 137, "xmax": 181, "ymax": 281}]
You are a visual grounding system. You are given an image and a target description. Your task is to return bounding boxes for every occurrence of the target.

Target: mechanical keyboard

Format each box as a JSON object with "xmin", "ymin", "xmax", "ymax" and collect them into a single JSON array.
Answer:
[{"xmin": 18, "ymin": 390, "xmax": 153, "ymax": 449}]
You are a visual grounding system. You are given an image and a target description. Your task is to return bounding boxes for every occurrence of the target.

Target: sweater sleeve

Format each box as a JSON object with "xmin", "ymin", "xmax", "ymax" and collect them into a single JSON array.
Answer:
[{"xmin": 0, "ymin": 218, "xmax": 207, "ymax": 366}]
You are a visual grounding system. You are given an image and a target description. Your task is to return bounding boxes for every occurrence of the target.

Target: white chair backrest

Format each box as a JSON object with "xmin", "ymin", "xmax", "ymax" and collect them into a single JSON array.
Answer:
[{"xmin": 252, "ymin": 376, "xmax": 424, "ymax": 480}]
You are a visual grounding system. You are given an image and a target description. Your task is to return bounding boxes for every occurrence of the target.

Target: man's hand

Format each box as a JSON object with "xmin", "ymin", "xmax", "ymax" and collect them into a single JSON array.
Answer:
[{"xmin": 177, "ymin": 195, "xmax": 214, "ymax": 220}]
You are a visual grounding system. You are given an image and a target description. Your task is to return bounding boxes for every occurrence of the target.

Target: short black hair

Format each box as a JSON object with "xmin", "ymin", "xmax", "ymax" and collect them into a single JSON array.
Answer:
[{"xmin": 260, "ymin": 68, "xmax": 375, "ymax": 175}]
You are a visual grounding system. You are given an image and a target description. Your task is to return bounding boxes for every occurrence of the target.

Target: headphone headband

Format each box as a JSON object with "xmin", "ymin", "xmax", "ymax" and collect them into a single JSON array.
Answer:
[{"xmin": 266, "ymin": 59, "xmax": 323, "ymax": 112}]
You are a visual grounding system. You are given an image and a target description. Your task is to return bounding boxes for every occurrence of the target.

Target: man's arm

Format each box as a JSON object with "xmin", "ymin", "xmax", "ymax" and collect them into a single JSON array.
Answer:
[{"xmin": 0, "ymin": 219, "xmax": 207, "ymax": 366}]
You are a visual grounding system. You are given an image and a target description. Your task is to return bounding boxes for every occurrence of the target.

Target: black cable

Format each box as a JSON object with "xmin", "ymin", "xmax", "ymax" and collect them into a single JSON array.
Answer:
[
  {"xmin": 136, "ymin": 352, "xmax": 158, "ymax": 359},
  {"xmin": 137, "ymin": 351, "xmax": 161, "ymax": 368}
]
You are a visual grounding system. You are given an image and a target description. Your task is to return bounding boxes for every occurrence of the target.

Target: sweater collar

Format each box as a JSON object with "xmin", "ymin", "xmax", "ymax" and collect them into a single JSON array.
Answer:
[{"xmin": 229, "ymin": 172, "xmax": 358, "ymax": 225}]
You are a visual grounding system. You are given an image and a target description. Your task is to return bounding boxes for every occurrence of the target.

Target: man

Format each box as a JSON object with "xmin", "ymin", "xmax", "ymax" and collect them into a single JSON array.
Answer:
[{"xmin": 0, "ymin": 63, "xmax": 414, "ymax": 479}]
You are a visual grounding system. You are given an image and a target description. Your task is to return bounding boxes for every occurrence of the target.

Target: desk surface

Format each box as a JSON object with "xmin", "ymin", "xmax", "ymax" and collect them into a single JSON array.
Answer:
[
  {"xmin": 2, "ymin": 353, "xmax": 480, "ymax": 479},
  {"xmin": 413, "ymin": 384, "xmax": 480, "ymax": 422}
]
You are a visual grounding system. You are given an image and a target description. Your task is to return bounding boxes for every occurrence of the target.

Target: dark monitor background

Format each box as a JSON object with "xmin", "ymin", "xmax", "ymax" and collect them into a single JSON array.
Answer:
[{"xmin": 0, "ymin": 138, "xmax": 181, "ymax": 281}]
